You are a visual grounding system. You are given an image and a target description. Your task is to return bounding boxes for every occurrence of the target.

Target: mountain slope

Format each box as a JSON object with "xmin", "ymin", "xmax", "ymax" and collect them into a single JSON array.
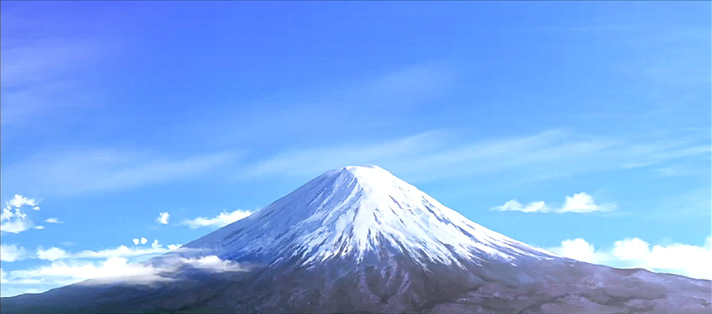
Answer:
[
  {"xmin": 177, "ymin": 165, "xmax": 553, "ymax": 266},
  {"xmin": 2, "ymin": 165, "xmax": 710, "ymax": 314}
]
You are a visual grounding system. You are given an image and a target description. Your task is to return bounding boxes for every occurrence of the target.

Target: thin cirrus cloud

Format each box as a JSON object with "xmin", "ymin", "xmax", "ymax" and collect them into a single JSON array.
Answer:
[
  {"xmin": 240, "ymin": 129, "xmax": 709, "ymax": 184},
  {"xmin": 1, "ymin": 4, "xmax": 118, "ymax": 132},
  {"xmin": 492, "ymin": 192, "xmax": 615, "ymax": 214},
  {"xmin": 2, "ymin": 129, "xmax": 706, "ymax": 198},
  {"xmin": 548, "ymin": 236, "xmax": 712, "ymax": 280},
  {"xmin": 181, "ymin": 209, "xmax": 253, "ymax": 229},
  {"xmin": 45, "ymin": 217, "xmax": 64, "ymax": 224},
  {"xmin": 2, "ymin": 149, "xmax": 239, "ymax": 197}
]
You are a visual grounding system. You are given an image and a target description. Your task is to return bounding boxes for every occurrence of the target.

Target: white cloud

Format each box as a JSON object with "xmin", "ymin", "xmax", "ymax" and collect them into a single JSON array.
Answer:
[
  {"xmin": 37, "ymin": 247, "xmax": 69, "ymax": 261},
  {"xmin": 7, "ymin": 195, "xmax": 39, "ymax": 209},
  {"xmin": 150, "ymin": 239, "xmax": 180, "ymax": 252},
  {"xmin": 8, "ymin": 257, "xmax": 167, "ymax": 286},
  {"xmin": 181, "ymin": 209, "xmax": 253, "ymax": 229},
  {"xmin": 493, "ymin": 192, "xmax": 613, "ymax": 213},
  {"xmin": 34, "ymin": 225, "xmax": 45, "ymax": 230},
  {"xmin": 28, "ymin": 240, "xmax": 181, "ymax": 262},
  {"xmin": 1, "ymin": 219, "xmax": 33, "ymax": 233},
  {"xmin": 1, "ymin": 194, "xmax": 40, "ymax": 233},
  {"xmin": 130, "ymin": 237, "xmax": 150, "ymax": 246},
  {"xmin": 560, "ymin": 192, "xmax": 614, "ymax": 213},
  {"xmin": 3, "ymin": 253, "xmax": 241, "ymax": 295},
  {"xmin": 156, "ymin": 212, "xmax": 169, "ymax": 224},
  {"xmin": 548, "ymin": 238, "xmax": 609, "ymax": 264},
  {"xmin": 1, "ymin": 244, "xmax": 29, "ymax": 262},
  {"xmin": 493, "ymin": 200, "xmax": 551, "ymax": 213},
  {"xmin": 549, "ymin": 236, "xmax": 712, "ymax": 280},
  {"xmin": 179, "ymin": 255, "xmax": 245, "ymax": 272},
  {"xmin": 73, "ymin": 244, "xmax": 168, "ymax": 259},
  {"xmin": 611, "ymin": 237, "xmax": 650, "ymax": 261},
  {"xmin": 45, "ymin": 217, "xmax": 63, "ymax": 224}
]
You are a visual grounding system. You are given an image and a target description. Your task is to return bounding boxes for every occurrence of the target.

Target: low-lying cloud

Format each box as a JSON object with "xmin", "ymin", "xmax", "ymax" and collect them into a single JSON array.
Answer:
[
  {"xmin": 181, "ymin": 209, "xmax": 253, "ymax": 229},
  {"xmin": 3, "ymin": 254, "xmax": 247, "ymax": 290},
  {"xmin": 549, "ymin": 236, "xmax": 712, "ymax": 280}
]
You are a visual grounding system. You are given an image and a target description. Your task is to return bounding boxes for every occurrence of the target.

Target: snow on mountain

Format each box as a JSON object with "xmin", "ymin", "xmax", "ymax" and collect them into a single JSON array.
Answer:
[{"xmin": 180, "ymin": 165, "xmax": 554, "ymax": 267}]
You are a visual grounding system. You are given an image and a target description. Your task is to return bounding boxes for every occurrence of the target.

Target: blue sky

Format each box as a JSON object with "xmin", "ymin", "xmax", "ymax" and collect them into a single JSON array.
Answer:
[{"xmin": 1, "ymin": 1, "xmax": 710, "ymax": 296}]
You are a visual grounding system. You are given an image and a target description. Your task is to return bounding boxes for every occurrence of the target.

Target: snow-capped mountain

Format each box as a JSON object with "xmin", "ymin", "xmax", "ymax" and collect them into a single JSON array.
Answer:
[
  {"xmin": 180, "ymin": 165, "xmax": 553, "ymax": 267},
  {"xmin": 2, "ymin": 165, "xmax": 710, "ymax": 314}
]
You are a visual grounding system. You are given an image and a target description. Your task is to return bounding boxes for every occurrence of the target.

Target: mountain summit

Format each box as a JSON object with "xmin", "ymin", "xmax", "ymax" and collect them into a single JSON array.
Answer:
[{"xmin": 3, "ymin": 165, "xmax": 710, "ymax": 313}]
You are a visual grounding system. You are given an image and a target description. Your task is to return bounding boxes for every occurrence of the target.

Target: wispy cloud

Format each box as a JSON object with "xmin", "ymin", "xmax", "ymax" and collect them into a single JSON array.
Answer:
[
  {"xmin": 2, "ymin": 149, "xmax": 239, "ymax": 196},
  {"xmin": 1, "ymin": 4, "xmax": 114, "ymax": 131},
  {"xmin": 181, "ymin": 209, "xmax": 253, "ymax": 229},
  {"xmin": 493, "ymin": 192, "xmax": 615, "ymax": 214},
  {"xmin": 549, "ymin": 236, "xmax": 712, "ymax": 280},
  {"xmin": 35, "ymin": 240, "xmax": 180, "ymax": 261},
  {"xmin": 242, "ymin": 131, "xmax": 445, "ymax": 179},
  {"xmin": 44, "ymin": 217, "xmax": 63, "ymax": 224},
  {"xmin": 1, "ymin": 36, "xmax": 109, "ymax": 130},
  {"xmin": 28, "ymin": 238, "xmax": 179, "ymax": 263},
  {"xmin": 241, "ymin": 129, "xmax": 708, "ymax": 184},
  {"xmin": 0, "ymin": 240, "xmax": 182, "ymax": 264}
]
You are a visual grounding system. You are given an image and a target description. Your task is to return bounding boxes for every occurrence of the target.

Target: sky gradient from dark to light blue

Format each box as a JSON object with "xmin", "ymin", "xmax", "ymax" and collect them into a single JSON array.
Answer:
[{"xmin": 1, "ymin": 1, "xmax": 710, "ymax": 297}]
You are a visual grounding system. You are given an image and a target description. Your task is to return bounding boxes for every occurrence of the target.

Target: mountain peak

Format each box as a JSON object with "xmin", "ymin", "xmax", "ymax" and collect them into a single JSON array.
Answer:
[
  {"xmin": 181, "ymin": 165, "xmax": 554, "ymax": 267},
  {"xmin": 331, "ymin": 164, "xmax": 393, "ymax": 184}
]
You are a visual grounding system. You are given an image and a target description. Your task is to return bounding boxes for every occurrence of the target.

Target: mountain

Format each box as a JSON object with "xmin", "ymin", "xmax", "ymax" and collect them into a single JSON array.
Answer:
[
  {"xmin": 178, "ymin": 164, "xmax": 554, "ymax": 266},
  {"xmin": 2, "ymin": 165, "xmax": 710, "ymax": 313}
]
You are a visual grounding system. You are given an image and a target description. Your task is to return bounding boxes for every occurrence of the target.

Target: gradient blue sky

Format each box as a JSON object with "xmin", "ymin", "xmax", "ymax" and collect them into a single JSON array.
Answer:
[{"xmin": 1, "ymin": 1, "xmax": 710, "ymax": 296}]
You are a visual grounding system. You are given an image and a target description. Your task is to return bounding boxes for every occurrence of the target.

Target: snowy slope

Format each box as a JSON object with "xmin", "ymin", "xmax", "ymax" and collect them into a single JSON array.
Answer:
[{"xmin": 181, "ymin": 165, "xmax": 554, "ymax": 267}]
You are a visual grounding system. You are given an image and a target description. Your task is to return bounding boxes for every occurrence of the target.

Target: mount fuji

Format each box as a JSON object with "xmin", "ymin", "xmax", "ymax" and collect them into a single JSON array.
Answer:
[{"xmin": 2, "ymin": 165, "xmax": 710, "ymax": 313}]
